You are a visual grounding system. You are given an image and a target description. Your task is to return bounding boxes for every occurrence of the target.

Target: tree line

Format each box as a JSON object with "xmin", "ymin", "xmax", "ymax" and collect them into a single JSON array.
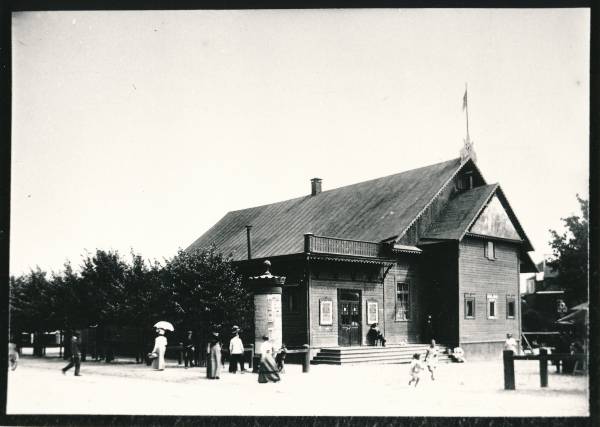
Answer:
[{"xmin": 9, "ymin": 246, "xmax": 253, "ymax": 357}]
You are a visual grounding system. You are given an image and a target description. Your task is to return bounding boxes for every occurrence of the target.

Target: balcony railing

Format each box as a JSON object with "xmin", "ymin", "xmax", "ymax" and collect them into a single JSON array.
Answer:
[{"xmin": 304, "ymin": 234, "xmax": 381, "ymax": 258}]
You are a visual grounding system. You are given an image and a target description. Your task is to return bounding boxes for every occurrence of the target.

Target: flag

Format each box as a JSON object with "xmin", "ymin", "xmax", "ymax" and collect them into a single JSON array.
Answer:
[{"xmin": 462, "ymin": 89, "xmax": 468, "ymax": 111}]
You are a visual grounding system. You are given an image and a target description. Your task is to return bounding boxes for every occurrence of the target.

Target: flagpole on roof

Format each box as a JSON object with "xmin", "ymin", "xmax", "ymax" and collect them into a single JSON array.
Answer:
[
  {"xmin": 463, "ymin": 82, "xmax": 470, "ymax": 143},
  {"xmin": 460, "ymin": 83, "xmax": 477, "ymax": 163}
]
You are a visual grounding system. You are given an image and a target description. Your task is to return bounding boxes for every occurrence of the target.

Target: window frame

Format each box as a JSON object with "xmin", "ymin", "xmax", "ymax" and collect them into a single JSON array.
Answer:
[
  {"xmin": 485, "ymin": 241, "xmax": 496, "ymax": 260},
  {"xmin": 487, "ymin": 293, "xmax": 498, "ymax": 319},
  {"xmin": 506, "ymin": 294, "xmax": 516, "ymax": 319},
  {"xmin": 464, "ymin": 293, "xmax": 476, "ymax": 319},
  {"xmin": 395, "ymin": 282, "xmax": 411, "ymax": 322}
]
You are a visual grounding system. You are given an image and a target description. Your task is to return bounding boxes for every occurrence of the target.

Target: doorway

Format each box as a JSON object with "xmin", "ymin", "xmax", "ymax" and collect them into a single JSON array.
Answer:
[{"xmin": 338, "ymin": 289, "xmax": 362, "ymax": 346}]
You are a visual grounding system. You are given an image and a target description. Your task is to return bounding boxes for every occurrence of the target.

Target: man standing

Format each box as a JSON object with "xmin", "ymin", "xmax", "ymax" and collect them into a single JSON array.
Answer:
[
  {"xmin": 503, "ymin": 333, "xmax": 518, "ymax": 354},
  {"xmin": 228, "ymin": 326, "xmax": 246, "ymax": 374},
  {"xmin": 62, "ymin": 333, "xmax": 82, "ymax": 376},
  {"xmin": 183, "ymin": 330, "xmax": 195, "ymax": 368}
]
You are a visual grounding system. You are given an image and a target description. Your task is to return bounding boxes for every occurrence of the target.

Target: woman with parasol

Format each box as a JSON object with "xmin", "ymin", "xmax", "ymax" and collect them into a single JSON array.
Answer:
[{"xmin": 150, "ymin": 321, "xmax": 173, "ymax": 371}]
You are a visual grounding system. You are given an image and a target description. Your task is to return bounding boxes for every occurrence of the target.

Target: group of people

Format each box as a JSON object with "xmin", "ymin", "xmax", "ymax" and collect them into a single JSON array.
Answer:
[
  {"xmin": 207, "ymin": 327, "xmax": 283, "ymax": 384},
  {"xmin": 149, "ymin": 324, "xmax": 283, "ymax": 384}
]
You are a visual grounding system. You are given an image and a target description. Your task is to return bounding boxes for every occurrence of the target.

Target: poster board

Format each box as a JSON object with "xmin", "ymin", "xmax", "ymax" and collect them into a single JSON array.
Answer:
[{"xmin": 319, "ymin": 299, "xmax": 333, "ymax": 326}]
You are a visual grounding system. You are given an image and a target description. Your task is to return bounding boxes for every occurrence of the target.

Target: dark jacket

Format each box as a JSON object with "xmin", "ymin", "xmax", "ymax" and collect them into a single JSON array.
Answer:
[{"xmin": 71, "ymin": 338, "xmax": 81, "ymax": 357}]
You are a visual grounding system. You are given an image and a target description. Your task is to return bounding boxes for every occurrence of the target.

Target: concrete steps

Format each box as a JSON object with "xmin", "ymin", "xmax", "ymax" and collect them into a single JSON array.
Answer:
[{"xmin": 311, "ymin": 344, "xmax": 452, "ymax": 365}]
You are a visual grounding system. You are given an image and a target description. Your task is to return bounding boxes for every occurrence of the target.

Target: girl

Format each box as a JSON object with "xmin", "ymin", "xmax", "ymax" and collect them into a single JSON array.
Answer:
[{"xmin": 408, "ymin": 353, "xmax": 423, "ymax": 387}]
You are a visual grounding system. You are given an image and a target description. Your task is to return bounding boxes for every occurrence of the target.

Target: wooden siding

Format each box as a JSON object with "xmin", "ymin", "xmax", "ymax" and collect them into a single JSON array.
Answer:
[
  {"xmin": 458, "ymin": 237, "xmax": 521, "ymax": 344},
  {"xmin": 381, "ymin": 259, "xmax": 422, "ymax": 344},
  {"xmin": 309, "ymin": 279, "xmax": 380, "ymax": 348},
  {"xmin": 307, "ymin": 255, "xmax": 423, "ymax": 348},
  {"xmin": 282, "ymin": 284, "xmax": 308, "ymax": 346}
]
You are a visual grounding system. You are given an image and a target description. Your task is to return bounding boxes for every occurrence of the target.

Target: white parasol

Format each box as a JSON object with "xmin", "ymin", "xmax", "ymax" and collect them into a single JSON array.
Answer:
[{"xmin": 153, "ymin": 321, "xmax": 174, "ymax": 331}]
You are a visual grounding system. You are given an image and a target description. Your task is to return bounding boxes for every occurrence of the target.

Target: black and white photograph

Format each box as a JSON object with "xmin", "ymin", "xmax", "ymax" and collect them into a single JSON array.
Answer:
[{"xmin": 6, "ymin": 7, "xmax": 590, "ymax": 419}]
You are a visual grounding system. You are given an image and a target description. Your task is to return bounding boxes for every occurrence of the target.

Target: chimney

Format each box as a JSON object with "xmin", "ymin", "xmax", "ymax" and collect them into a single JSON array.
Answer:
[
  {"xmin": 246, "ymin": 225, "xmax": 252, "ymax": 260},
  {"xmin": 310, "ymin": 178, "xmax": 322, "ymax": 196}
]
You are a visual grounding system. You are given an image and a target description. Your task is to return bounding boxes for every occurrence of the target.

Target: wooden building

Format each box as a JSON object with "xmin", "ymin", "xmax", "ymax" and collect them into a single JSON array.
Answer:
[{"xmin": 188, "ymin": 152, "xmax": 538, "ymax": 358}]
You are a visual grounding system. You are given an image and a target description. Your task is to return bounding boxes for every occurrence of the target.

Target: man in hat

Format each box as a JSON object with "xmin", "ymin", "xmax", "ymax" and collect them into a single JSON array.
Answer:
[
  {"xmin": 62, "ymin": 332, "xmax": 82, "ymax": 376},
  {"xmin": 182, "ymin": 330, "xmax": 195, "ymax": 368},
  {"xmin": 228, "ymin": 326, "xmax": 246, "ymax": 374}
]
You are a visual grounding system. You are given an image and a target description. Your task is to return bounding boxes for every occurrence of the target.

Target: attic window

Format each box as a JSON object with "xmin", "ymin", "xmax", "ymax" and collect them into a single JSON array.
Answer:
[{"xmin": 459, "ymin": 171, "xmax": 474, "ymax": 190}]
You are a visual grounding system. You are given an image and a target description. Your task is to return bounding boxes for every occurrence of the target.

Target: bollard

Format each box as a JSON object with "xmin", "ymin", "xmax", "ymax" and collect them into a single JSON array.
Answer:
[
  {"xmin": 503, "ymin": 350, "xmax": 515, "ymax": 390},
  {"xmin": 248, "ymin": 344, "xmax": 254, "ymax": 370},
  {"xmin": 303, "ymin": 344, "xmax": 310, "ymax": 373},
  {"xmin": 540, "ymin": 348, "xmax": 548, "ymax": 387},
  {"xmin": 178, "ymin": 344, "xmax": 183, "ymax": 365}
]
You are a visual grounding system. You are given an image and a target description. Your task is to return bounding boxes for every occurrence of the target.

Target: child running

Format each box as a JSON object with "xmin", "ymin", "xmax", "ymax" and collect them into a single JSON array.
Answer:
[
  {"xmin": 408, "ymin": 353, "xmax": 424, "ymax": 387},
  {"xmin": 424, "ymin": 339, "xmax": 438, "ymax": 380}
]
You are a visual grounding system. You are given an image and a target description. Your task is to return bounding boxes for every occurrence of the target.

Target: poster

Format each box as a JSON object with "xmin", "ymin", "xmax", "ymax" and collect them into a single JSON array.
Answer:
[
  {"xmin": 367, "ymin": 301, "xmax": 378, "ymax": 324},
  {"xmin": 320, "ymin": 299, "xmax": 333, "ymax": 326}
]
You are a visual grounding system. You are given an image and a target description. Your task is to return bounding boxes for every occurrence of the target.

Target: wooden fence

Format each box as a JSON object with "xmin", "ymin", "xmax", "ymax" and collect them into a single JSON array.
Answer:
[{"xmin": 503, "ymin": 349, "xmax": 586, "ymax": 390}]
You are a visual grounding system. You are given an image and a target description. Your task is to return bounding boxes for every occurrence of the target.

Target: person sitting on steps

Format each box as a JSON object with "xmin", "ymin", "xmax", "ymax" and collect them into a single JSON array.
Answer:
[{"xmin": 367, "ymin": 323, "xmax": 386, "ymax": 346}]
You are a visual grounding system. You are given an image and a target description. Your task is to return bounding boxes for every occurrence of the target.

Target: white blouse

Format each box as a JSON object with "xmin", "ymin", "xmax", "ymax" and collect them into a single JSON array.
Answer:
[
  {"xmin": 154, "ymin": 335, "xmax": 167, "ymax": 349},
  {"xmin": 260, "ymin": 341, "xmax": 273, "ymax": 356}
]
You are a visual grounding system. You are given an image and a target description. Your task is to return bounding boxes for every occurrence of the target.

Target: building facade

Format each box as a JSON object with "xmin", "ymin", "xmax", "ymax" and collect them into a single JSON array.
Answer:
[{"xmin": 188, "ymin": 154, "xmax": 537, "ymax": 358}]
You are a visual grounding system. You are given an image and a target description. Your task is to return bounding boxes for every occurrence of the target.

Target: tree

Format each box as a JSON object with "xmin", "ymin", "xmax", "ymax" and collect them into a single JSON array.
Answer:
[
  {"xmin": 547, "ymin": 195, "xmax": 589, "ymax": 305},
  {"xmin": 161, "ymin": 246, "xmax": 253, "ymax": 336}
]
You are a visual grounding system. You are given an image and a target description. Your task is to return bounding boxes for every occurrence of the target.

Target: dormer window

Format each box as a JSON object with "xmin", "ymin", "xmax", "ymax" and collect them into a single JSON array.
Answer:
[{"xmin": 459, "ymin": 171, "xmax": 474, "ymax": 191}]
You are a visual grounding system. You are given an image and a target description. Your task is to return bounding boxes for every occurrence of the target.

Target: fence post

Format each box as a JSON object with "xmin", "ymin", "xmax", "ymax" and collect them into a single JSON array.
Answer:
[
  {"xmin": 540, "ymin": 348, "xmax": 548, "ymax": 387},
  {"xmin": 503, "ymin": 350, "xmax": 515, "ymax": 390},
  {"xmin": 303, "ymin": 344, "xmax": 310, "ymax": 373},
  {"xmin": 249, "ymin": 344, "xmax": 257, "ymax": 372}
]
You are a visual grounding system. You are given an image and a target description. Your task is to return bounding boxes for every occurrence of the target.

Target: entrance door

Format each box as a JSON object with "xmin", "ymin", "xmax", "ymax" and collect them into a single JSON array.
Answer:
[{"xmin": 338, "ymin": 290, "xmax": 361, "ymax": 346}]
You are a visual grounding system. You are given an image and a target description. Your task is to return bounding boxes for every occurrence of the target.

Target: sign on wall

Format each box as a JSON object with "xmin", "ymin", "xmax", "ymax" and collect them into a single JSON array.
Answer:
[
  {"xmin": 367, "ymin": 301, "xmax": 378, "ymax": 324},
  {"xmin": 319, "ymin": 299, "xmax": 333, "ymax": 326}
]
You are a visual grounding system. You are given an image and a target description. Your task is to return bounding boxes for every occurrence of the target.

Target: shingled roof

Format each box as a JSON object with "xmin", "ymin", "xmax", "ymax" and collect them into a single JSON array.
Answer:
[{"xmin": 188, "ymin": 157, "xmax": 464, "ymax": 261}]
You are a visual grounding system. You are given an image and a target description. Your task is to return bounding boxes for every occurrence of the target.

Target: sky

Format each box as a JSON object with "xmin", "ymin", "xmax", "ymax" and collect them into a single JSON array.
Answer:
[{"xmin": 10, "ymin": 9, "xmax": 589, "ymax": 276}]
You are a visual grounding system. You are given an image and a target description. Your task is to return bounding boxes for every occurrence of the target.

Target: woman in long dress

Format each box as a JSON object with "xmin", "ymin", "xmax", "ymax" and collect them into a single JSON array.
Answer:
[
  {"xmin": 151, "ymin": 328, "xmax": 167, "ymax": 371},
  {"xmin": 206, "ymin": 331, "xmax": 221, "ymax": 379},
  {"xmin": 258, "ymin": 335, "xmax": 280, "ymax": 384}
]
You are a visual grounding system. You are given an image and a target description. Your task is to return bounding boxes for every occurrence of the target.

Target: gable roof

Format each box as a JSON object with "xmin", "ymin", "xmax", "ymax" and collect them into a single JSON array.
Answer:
[
  {"xmin": 423, "ymin": 184, "xmax": 499, "ymax": 240},
  {"xmin": 422, "ymin": 183, "xmax": 534, "ymax": 252},
  {"xmin": 188, "ymin": 157, "xmax": 464, "ymax": 261}
]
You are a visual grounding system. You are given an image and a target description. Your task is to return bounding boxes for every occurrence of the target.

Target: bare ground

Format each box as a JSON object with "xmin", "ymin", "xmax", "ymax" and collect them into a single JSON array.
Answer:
[{"xmin": 6, "ymin": 355, "xmax": 589, "ymax": 417}]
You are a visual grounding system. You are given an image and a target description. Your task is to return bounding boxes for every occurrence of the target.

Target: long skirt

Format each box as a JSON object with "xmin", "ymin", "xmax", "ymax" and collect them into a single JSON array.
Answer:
[
  {"xmin": 152, "ymin": 346, "xmax": 165, "ymax": 370},
  {"xmin": 207, "ymin": 343, "xmax": 221, "ymax": 378},
  {"xmin": 258, "ymin": 353, "xmax": 280, "ymax": 383}
]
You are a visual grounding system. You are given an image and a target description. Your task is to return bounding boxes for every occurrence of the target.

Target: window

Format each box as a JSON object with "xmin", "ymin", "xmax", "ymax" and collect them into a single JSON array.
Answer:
[
  {"xmin": 396, "ymin": 282, "xmax": 411, "ymax": 321},
  {"xmin": 464, "ymin": 293, "xmax": 476, "ymax": 319},
  {"xmin": 458, "ymin": 171, "xmax": 474, "ymax": 190},
  {"xmin": 485, "ymin": 241, "xmax": 496, "ymax": 260},
  {"xmin": 487, "ymin": 294, "xmax": 497, "ymax": 319},
  {"xmin": 506, "ymin": 295, "xmax": 516, "ymax": 319}
]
